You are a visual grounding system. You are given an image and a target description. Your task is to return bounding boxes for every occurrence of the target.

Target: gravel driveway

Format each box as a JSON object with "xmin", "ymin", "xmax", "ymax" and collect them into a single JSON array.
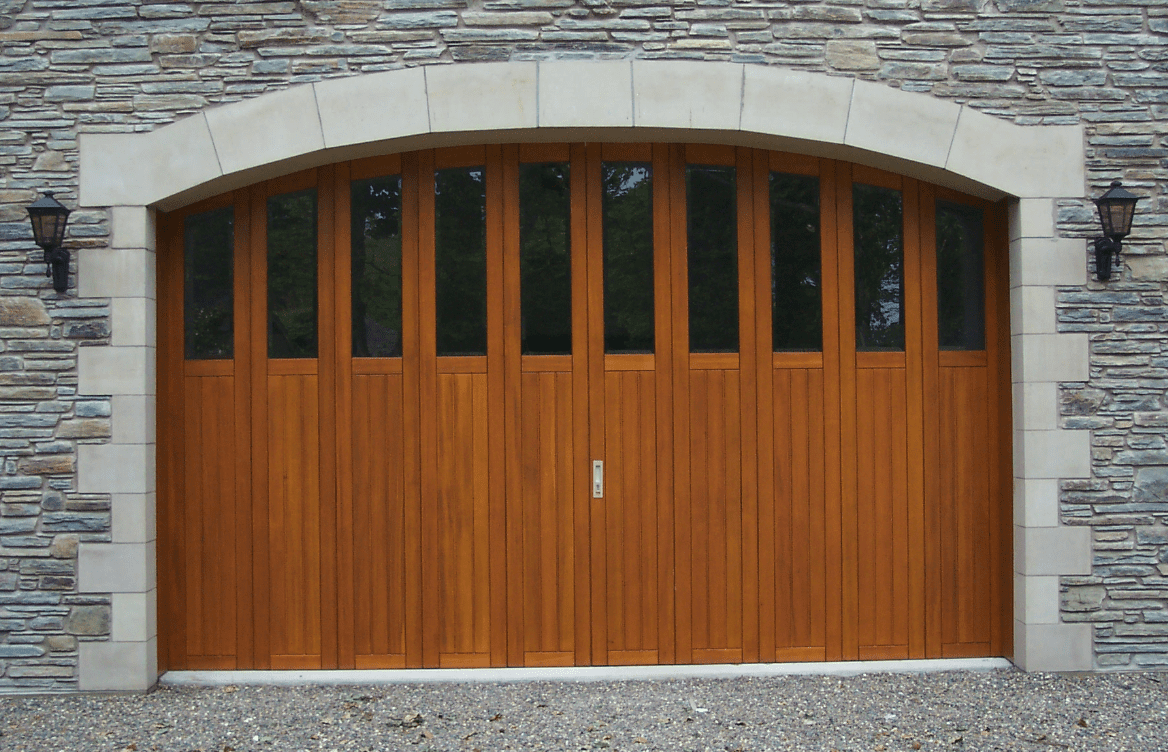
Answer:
[{"xmin": 1, "ymin": 669, "xmax": 1166, "ymax": 752}]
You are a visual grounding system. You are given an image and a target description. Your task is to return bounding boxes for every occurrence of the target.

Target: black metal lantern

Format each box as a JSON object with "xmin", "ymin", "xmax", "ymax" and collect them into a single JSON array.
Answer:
[
  {"xmin": 1092, "ymin": 180, "xmax": 1142, "ymax": 282},
  {"xmin": 26, "ymin": 192, "xmax": 71, "ymax": 293}
]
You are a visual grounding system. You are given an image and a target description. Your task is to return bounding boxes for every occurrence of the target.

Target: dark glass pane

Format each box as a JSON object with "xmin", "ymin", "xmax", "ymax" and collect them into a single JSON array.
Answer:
[
  {"xmin": 435, "ymin": 167, "xmax": 487, "ymax": 356},
  {"xmin": 267, "ymin": 188, "xmax": 318, "ymax": 359},
  {"xmin": 770, "ymin": 172, "xmax": 821, "ymax": 352},
  {"xmin": 602, "ymin": 162, "xmax": 654, "ymax": 354},
  {"xmin": 352, "ymin": 175, "xmax": 403, "ymax": 358},
  {"xmin": 520, "ymin": 162, "xmax": 572, "ymax": 355},
  {"xmin": 687, "ymin": 164, "xmax": 738, "ymax": 353},
  {"xmin": 183, "ymin": 206, "xmax": 234, "ymax": 360},
  {"xmin": 853, "ymin": 183, "xmax": 904, "ymax": 351},
  {"xmin": 936, "ymin": 200, "xmax": 986, "ymax": 350}
]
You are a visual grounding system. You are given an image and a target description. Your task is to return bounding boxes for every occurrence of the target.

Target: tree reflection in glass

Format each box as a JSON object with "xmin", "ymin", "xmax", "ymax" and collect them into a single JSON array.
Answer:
[
  {"xmin": 602, "ymin": 163, "xmax": 654, "ymax": 353},
  {"xmin": 268, "ymin": 189, "xmax": 318, "ymax": 359},
  {"xmin": 351, "ymin": 175, "xmax": 403, "ymax": 358},
  {"xmin": 435, "ymin": 167, "xmax": 487, "ymax": 356},
  {"xmin": 771, "ymin": 172, "xmax": 821, "ymax": 352},
  {"xmin": 853, "ymin": 183, "xmax": 904, "ymax": 351},
  {"xmin": 687, "ymin": 164, "xmax": 738, "ymax": 353},
  {"xmin": 184, "ymin": 206, "xmax": 233, "ymax": 360},
  {"xmin": 520, "ymin": 163, "xmax": 571, "ymax": 355},
  {"xmin": 936, "ymin": 200, "xmax": 985, "ymax": 351}
]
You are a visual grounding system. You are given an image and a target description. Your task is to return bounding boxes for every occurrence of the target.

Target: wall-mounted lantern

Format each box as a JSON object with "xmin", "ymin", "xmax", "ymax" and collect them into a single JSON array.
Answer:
[
  {"xmin": 1092, "ymin": 180, "xmax": 1142, "ymax": 282},
  {"xmin": 26, "ymin": 192, "xmax": 71, "ymax": 293}
]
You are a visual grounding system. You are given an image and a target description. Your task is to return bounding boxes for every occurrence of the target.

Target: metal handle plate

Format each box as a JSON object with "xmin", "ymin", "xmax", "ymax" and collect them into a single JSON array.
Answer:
[{"xmin": 592, "ymin": 460, "xmax": 603, "ymax": 498}]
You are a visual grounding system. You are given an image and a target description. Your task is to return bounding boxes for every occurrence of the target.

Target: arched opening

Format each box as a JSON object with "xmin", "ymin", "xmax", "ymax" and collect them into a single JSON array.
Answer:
[{"xmin": 156, "ymin": 142, "xmax": 1012, "ymax": 670}]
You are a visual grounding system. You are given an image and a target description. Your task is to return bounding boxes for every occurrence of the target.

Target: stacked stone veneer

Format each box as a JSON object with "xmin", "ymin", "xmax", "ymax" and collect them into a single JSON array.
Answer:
[{"xmin": 0, "ymin": 0, "xmax": 1166, "ymax": 687}]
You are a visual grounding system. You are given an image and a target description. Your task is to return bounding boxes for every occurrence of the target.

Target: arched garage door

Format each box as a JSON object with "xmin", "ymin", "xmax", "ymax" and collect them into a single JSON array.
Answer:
[{"xmin": 157, "ymin": 143, "xmax": 1011, "ymax": 671}]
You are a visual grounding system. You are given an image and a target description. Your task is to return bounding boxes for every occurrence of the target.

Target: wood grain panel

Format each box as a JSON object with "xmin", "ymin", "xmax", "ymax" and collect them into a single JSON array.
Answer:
[
  {"xmin": 771, "ymin": 368, "xmax": 828, "ymax": 652},
  {"xmin": 350, "ymin": 373, "xmax": 408, "ymax": 662},
  {"xmin": 182, "ymin": 375, "xmax": 239, "ymax": 664},
  {"xmin": 435, "ymin": 371, "xmax": 492, "ymax": 663},
  {"xmin": 937, "ymin": 365, "xmax": 994, "ymax": 654},
  {"xmin": 518, "ymin": 370, "xmax": 577, "ymax": 661},
  {"xmin": 685, "ymin": 368, "xmax": 744, "ymax": 662},
  {"xmin": 266, "ymin": 373, "xmax": 323, "ymax": 664},
  {"xmin": 854, "ymin": 366, "xmax": 910, "ymax": 658},
  {"xmin": 603, "ymin": 369, "xmax": 659, "ymax": 662}
]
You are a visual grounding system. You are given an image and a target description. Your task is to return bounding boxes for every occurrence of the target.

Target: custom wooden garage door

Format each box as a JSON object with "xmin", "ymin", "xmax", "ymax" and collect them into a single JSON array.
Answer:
[{"xmin": 157, "ymin": 144, "xmax": 1012, "ymax": 671}]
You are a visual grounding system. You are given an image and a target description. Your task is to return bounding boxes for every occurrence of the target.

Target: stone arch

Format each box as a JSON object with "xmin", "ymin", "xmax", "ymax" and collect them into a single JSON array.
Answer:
[{"xmin": 73, "ymin": 60, "xmax": 1094, "ymax": 689}]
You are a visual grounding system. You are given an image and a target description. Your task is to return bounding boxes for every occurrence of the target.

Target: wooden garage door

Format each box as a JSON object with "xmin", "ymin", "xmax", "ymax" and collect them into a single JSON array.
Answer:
[{"xmin": 157, "ymin": 144, "xmax": 1011, "ymax": 671}]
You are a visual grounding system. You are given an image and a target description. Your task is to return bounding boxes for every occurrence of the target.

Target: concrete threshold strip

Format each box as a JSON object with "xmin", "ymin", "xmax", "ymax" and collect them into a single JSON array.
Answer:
[{"xmin": 162, "ymin": 658, "xmax": 1012, "ymax": 687}]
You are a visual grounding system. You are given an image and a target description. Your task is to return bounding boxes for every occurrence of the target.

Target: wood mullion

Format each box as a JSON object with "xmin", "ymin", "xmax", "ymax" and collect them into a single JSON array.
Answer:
[
  {"xmin": 231, "ymin": 189, "xmax": 255, "ymax": 670},
  {"xmin": 416, "ymin": 149, "xmax": 439, "ymax": 668},
  {"xmin": 834, "ymin": 161, "xmax": 858, "ymax": 662},
  {"xmin": 903, "ymin": 178, "xmax": 927, "ymax": 660},
  {"xmin": 333, "ymin": 161, "xmax": 356, "ymax": 669},
  {"xmin": 570, "ymin": 142, "xmax": 592, "ymax": 666},
  {"xmin": 753, "ymin": 149, "xmax": 776, "ymax": 663},
  {"xmin": 668, "ymin": 143, "xmax": 690, "ymax": 665},
  {"xmin": 736, "ymin": 146, "xmax": 760, "ymax": 664},
  {"xmin": 485, "ymin": 144, "xmax": 508, "ymax": 667},
  {"xmin": 820, "ymin": 160, "xmax": 844, "ymax": 663},
  {"xmin": 918, "ymin": 181, "xmax": 943, "ymax": 658},
  {"xmin": 501, "ymin": 144, "xmax": 524, "ymax": 667},
  {"xmin": 401, "ymin": 151, "xmax": 424, "ymax": 669},
  {"xmin": 249, "ymin": 181, "xmax": 272, "ymax": 670},
  {"xmin": 585, "ymin": 142, "xmax": 607, "ymax": 666}
]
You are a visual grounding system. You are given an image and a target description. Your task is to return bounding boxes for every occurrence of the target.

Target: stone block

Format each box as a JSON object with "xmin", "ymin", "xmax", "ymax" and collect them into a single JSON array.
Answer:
[
  {"xmin": 949, "ymin": 107, "xmax": 1084, "ymax": 199},
  {"xmin": 1014, "ymin": 621, "xmax": 1092, "ymax": 672},
  {"xmin": 538, "ymin": 61, "xmax": 632, "ymax": 129},
  {"xmin": 741, "ymin": 65, "xmax": 852, "ymax": 145},
  {"xmin": 78, "ymin": 443, "xmax": 156, "ymax": 495},
  {"xmin": 845, "ymin": 78, "xmax": 961, "ymax": 170},
  {"xmin": 110, "ymin": 206, "xmax": 156, "ymax": 252},
  {"xmin": 1009, "ymin": 237, "xmax": 1087, "ymax": 288},
  {"xmin": 426, "ymin": 62, "xmax": 537, "ymax": 134},
  {"xmin": 315, "ymin": 66, "xmax": 429, "ymax": 150},
  {"xmin": 205, "ymin": 83, "xmax": 324, "ymax": 176},
  {"xmin": 78, "ymin": 541, "xmax": 155, "ymax": 593},
  {"xmin": 1010, "ymin": 285, "xmax": 1056, "ymax": 336},
  {"xmin": 78, "ymin": 346, "xmax": 155, "ymax": 397},
  {"xmin": 78, "ymin": 246, "xmax": 156, "ymax": 300},
  {"xmin": 1015, "ymin": 524, "xmax": 1092, "ymax": 576},
  {"xmin": 0, "ymin": 297, "xmax": 50, "ymax": 327},
  {"xmin": 79, "ymin": 638, "xmax": 158, "ymax": 691},
  {"xmin": 1015, "ymin": 573, "xmax": 1060, "ymax": 623},
  {"xmin": 65, "ymin": 604, "xmax": 110, "ymax": 635},
  {"xmin": 1011, "ymin": 333, "xmax": 1089, "ymax": 384},
  {"xmin": 79, "ymin": 115, "xmax": 221, "ymax": 209},
  {"xmin": 1014, "ymin": 429, "xmax": 1092, "ymax": 480},
  {"xmin": 632, "ymin": 60, "xmax": 742, "ymax": 132}
]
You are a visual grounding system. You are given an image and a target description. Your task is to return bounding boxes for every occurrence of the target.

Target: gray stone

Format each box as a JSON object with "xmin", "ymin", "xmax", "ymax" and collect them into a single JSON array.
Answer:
[
  {"xmin": 64, "ymin": 605, "xmax": 110, "ymax": 636},
  {"xmin": 825, "ymin": 40, "xmax": 879, "ymax": 71},
  {"xmin": 1134, "ymin": 466, "xmax": 1168, "ymax": 503}
]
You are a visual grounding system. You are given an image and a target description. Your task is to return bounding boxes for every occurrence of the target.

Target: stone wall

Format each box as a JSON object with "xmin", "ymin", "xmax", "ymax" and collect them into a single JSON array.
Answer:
[{"xmin": 0, "ymin": 0, "xmax": 1167, "ymax": 685}]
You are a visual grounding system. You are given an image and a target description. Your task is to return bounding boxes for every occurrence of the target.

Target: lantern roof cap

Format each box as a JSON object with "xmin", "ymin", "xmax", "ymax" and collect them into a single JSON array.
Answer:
[
  {"xmin": 1094, "ymin": 179, "xmax": 1141, "ymax": 205},
  {"xmin": 27, "ymin": 191, "xmax": 70, "ymax": 213}
]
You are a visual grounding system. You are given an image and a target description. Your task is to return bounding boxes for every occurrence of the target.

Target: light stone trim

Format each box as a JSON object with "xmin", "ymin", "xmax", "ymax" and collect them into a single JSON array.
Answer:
[
  {"xmin": 75, "ymin": 206, "xmax": 160, "ymax": 691},
  {"xmin": 78, "ymin": 61, "xmax": 1084, "ymax": 212},
  {"xmin": 1007, "ymin": 196, "xmax": 1094, "ymax": 672},
  {"xmin": 72, "ymin": 61, "xmax": 1095, "ymax": 686}
]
